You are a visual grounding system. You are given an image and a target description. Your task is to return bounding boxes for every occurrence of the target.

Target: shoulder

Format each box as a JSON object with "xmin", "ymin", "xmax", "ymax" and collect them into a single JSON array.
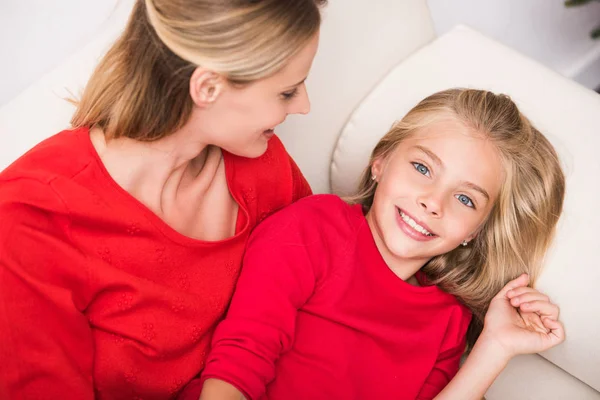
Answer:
[
  {"xmin": 0, "ymin": 177, "xmax": 71, "ymax": 262},
  {"xmin": 0, "ymin": 176, "xmax": 69, "ymax": 224},
  {"xmin": 251, "ymin": 194, "xmax": 362, "ymax": 241},
  {"xmin": 1, "ymin": 127, "xmax": 94, "ymax": 184}
]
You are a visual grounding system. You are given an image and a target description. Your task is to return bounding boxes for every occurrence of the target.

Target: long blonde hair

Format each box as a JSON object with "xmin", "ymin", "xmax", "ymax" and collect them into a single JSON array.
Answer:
[
  {"xmin": 349, "ymin": 89, "xmax": 566, "ymax": 347},
  {"xmin": 71, "ymin": 0, "xmax": 326, "ymax": 141}
]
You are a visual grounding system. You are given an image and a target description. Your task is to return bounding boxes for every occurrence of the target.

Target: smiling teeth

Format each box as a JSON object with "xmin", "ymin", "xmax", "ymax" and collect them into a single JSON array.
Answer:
[{"xmin": 399, "ymin": 210, "xmax": 433, "ymax": 236}]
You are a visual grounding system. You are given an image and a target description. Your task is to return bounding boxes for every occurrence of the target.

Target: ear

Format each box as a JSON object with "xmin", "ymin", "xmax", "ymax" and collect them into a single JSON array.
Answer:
[
  {"xmin": 189, "ymin": 67, "xmax": 225, "ymax": 108},
  {"xmin": 371, "ymin": 157, "xmax": 385, "ymax": 182}
]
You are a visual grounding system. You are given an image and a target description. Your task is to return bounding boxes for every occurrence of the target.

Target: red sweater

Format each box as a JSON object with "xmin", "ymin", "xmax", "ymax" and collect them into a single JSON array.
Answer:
[
  {"xmin": 0, "ymin": 127, "xmax": 311, "ymax": 400},
  {"xmin": 197, "ymin": 195, "xmax": 471, "ymax": 400}
]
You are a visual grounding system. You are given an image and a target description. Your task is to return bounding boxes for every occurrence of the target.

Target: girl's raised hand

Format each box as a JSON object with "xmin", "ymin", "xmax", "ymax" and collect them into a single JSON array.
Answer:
[{"xmin": 480, "ymin": 274, "xmax": 565, "ymax": 358}]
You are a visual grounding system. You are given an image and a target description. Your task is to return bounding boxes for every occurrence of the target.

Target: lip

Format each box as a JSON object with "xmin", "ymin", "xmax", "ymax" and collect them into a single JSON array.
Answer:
[
  {"xmin": 395, "ymin": 207, "xmax": 437, "ymax": 242},
  {"xmin": 263, "ymin": 128, "xmax": 275, "ymax": 139}
]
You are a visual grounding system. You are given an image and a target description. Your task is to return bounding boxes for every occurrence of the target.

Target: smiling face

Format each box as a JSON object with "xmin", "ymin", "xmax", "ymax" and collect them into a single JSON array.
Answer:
[
  {"xmin": 191, "ymin": 32, "xmax": 320, "ymax": 158},
  {"xmin": 366, "ymin": 116, "xmax": 505, "ymax": 270}
]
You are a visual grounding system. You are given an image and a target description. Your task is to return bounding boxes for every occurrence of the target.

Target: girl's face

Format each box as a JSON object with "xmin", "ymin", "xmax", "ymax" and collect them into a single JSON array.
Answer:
[
  {"xmin": 193, "ymin": 32, "xmax": 320, "ymax": 158},
  {"xmin": 367, "ymin": 117, "xmax": 504, "ymax": 270}
]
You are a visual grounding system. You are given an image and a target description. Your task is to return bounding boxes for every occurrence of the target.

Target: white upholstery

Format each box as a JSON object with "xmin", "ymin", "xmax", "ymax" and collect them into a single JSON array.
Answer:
[
  {"xmin": 0, "ymin": 0, "xmax": 133, "ymax": 171},
  {"xmin": 332, "ymin": 25, "xmax": 600, "ymax": 398},
  {"xmin": 1, "ymin": 1, "xmax": 598, "ymax": 398},
  {"xmin": 486, "ymin": 354, "xmax": 600, "ymax": 400}
]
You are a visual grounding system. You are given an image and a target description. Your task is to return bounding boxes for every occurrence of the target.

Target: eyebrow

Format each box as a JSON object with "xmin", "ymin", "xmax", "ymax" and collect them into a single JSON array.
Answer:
[
  {"xmin": 461, "ymin": 181, "xmax": 490, "ymax": 201},
  {"xmin": 415, "ymin": 145, "xmax": 443, "ymax": 167},
  {"xmin": 414, "ymin": 145, "xmax": 490, "ymax": 201},
  {"xmin": 284, "ymin": 77, "xmax": 307, "ymax": 89}
]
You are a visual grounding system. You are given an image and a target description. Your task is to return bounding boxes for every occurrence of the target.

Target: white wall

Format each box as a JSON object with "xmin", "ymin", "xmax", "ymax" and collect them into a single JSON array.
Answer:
[
  {"xmin": 427, "ymin": 0, "xmax": 600, "ymax": 89},
  {"xmin": 0, "ymin": 0, "xmax": 120, "ymax": 107}
]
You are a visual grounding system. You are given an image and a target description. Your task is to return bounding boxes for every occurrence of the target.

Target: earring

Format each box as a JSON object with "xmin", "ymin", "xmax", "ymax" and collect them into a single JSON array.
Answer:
[
  {"xmin": 461, "ymin": 240, "xmax": 468, "ymax": 247},
  {"xmin": 371, "ymin": 175, "xmax": 377, "ymax": 181}
]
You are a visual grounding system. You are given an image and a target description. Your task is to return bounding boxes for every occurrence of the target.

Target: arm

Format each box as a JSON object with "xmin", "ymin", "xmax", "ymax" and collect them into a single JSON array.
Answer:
[
  {"xmin": 199, "ymin": 207, "xmax": 322, "ymax": 400},
  {"xmin": 433, "ymin": 274, "xmax": 565, "ymax": 400},
  {"xmin": 200, "ymin": 379, "xmax": 246, "ymax": 400},
  {"xmin": 432, "ymin": 335, "xmax": 509, "ymax": 400},
  {"xmin": 0, "ymin": 180, "xmax": 95, "ymax": 399},
  {"xmin": 416, "ymin": 320, "xmax": 470, "ymax": 400}
]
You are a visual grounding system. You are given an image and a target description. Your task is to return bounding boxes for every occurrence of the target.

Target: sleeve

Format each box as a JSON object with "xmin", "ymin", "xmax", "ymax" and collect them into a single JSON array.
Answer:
[
  {"xmin": 200, "ymin": 206, "xmax": 323, "ymax": 400},
  {"xmin": 416, "ymin": 308, "xmax": 472, "ymax": 400},
  {"xmin": 0, "ymin": 179, "xmax": 95, "ymax": 400}
]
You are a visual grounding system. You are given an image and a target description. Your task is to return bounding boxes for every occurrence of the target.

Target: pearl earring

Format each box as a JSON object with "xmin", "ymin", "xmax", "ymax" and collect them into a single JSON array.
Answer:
[{"xmin": 461, "ymin": 240, "xmax": 468, "ymax": 246}]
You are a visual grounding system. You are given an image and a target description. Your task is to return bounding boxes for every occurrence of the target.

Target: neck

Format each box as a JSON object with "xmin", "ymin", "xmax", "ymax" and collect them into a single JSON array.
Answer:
[{"xmin": 90, "ymin": 124, "xmax": 220, "ymax": 212}]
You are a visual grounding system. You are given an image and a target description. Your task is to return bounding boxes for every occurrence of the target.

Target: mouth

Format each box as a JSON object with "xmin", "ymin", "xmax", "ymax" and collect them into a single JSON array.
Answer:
[
  {"xmin": 263, "ymin": 128, "xmax": 275, "ymax": 136},
  {"xmin": 396, "ymin": 207, "xmax": 437, "ymax": 238}
]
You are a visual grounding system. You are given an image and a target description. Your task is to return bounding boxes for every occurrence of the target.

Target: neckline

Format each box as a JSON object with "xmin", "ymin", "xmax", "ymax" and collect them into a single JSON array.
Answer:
[{"xmin": 78, "ymin": 127, "xmax": 250, "ymax": 246}]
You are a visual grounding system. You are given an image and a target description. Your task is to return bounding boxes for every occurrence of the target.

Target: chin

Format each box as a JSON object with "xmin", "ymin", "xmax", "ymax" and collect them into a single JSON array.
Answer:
[
  {"xmin": 383, "ymin": 232, "xmax": 443, "ymax": 261},
  {"xmin": 224, "ymin": 142, "xmax": 269, "ymax": 159},
  {"xmin": 246, "ymin": 144, "xmax": 269, "ymax": 158},
  {"xmin": 382, "ymin": 235, "xmax": 419, "ymax": 259}
]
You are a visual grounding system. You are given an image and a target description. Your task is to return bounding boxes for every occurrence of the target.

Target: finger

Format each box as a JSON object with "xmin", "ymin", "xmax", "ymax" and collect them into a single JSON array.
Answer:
[
  {"xmin": 510, "ymin": 292, "xmax": 550, "ymax": 307},
  {"xmin": 520, "ymin": 311, "xmax": 549, "ymax": 334},
  {"xmin": 520, "ymin": 301, "xmax": 560, "ymax": 320},
  {"xmin": 542, "ymin": 317, "xmax": 566, "ymax": 346},
  {"xmin": 507, "ymin": 287, "xmax": 539, "ymax": 298},
  {"xmin": 494, "ymin": 273, "xmax": 530, "ymax": 299}
]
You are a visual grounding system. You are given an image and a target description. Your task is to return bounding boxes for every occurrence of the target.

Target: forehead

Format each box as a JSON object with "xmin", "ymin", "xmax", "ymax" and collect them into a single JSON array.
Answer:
[{"xmin": 265, "ymin": 32, "xmax": 320, "ymax": 85}]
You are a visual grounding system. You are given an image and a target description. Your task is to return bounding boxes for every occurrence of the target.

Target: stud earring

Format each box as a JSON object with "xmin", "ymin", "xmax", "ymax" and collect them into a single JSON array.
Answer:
[
  {"xmin": 461, "ymin": 240, "xmax": 468, "ymax": 247},
  {"xmin": 371, "ymin": 175, "xmax": 377, "ymax": 181}
]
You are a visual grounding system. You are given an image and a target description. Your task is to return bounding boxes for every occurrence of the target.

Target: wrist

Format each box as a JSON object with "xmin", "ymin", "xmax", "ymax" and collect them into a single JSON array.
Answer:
[
  {"xmin": 200, "ymin": 378, "xmax": 246, "ymax": 400},
  {"xmin": 472, "ymin": 330, "xmax": 513, "ymax": 366}
]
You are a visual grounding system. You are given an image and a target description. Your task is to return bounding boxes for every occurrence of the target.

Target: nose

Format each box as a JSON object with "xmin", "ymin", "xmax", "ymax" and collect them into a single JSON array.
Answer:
[
  {"xmin": 291, "ymin": 85, "xmax": 311, "ymax": 115},
  {"xmin": 417, "ymin": 191, "xmax": 444, "ymax": 217}
]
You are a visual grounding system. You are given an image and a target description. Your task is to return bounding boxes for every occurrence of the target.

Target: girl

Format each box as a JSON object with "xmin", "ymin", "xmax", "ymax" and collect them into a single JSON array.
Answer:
[
  {"xmin": 0, "ymin": 0, "xmax": 325, "ymax": 398},
  {"xmin": 192, "ymin": 89, "xmax": 566, "ymax": 400}
]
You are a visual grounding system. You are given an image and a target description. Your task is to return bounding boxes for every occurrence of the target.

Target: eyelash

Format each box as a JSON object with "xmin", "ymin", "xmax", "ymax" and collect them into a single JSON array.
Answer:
[
  {"xmin": 281, "ymin": 88, "xmax": 299, "ymax": 101},
  {"xmin": 410, "ymin": 162, "xmax": 476, "ymax": 209},
  {"xmin": 455, "ymin": 194, "xmax": 475, "ymax": 209}
]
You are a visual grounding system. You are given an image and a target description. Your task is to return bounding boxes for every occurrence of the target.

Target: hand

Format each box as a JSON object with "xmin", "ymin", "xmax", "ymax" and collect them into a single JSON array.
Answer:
[{"xmin": 479, "ymin": 274, "xmax": 565, "ymax": 359}]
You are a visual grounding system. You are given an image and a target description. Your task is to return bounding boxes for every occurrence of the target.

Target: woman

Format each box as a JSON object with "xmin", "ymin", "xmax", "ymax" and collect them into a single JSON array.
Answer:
[{"xmin": 0, "ymin": 0, "xmax": 325, "ymax": 398}]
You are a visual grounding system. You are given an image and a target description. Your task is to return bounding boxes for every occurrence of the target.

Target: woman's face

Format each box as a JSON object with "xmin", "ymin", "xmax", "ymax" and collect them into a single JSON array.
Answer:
[{"xmin": 194, "ymin": 33, "xmax": 320, "ymax": 158}]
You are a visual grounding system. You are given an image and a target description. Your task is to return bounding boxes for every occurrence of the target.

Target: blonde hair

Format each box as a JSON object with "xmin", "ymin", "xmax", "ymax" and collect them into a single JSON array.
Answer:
[
  {"xmin": 349, "ymin": 89, "xmax": 565, "ymax": 348},
  {"xmin": 71, "ymin": 0, "xmax": 326, "ymax": 141}
]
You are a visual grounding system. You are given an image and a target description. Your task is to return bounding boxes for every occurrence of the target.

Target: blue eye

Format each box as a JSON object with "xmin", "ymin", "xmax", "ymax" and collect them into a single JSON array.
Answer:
[
  {"xmin": 412, "ymin": 162, "xmax": 430, "ymax": 176},
  {"xmin": 456, "ymin": 194, "xmax": 474, "ymax": 208}
]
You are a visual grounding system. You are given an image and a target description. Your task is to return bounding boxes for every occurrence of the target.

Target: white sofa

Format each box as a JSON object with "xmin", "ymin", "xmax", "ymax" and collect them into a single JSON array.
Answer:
[{"xmin": 1, "ymin": 1, "xmax": 599, "ymax": 398}]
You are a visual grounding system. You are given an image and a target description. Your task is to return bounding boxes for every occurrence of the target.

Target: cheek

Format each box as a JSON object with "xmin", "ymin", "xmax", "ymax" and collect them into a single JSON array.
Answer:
[{"xmin": 444, "ymin": 207, "xmax": 484, "ymax": 239}]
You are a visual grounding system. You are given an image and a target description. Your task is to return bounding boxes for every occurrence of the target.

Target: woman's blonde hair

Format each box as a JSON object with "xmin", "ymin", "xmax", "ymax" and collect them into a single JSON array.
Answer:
[
  {"xmin": 71, "ymin": 0, "xmax": 326, "ymax": 141},
  {"xmin": 349, "ymin": 88, "xmax": 566, "ymax": 348}
]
